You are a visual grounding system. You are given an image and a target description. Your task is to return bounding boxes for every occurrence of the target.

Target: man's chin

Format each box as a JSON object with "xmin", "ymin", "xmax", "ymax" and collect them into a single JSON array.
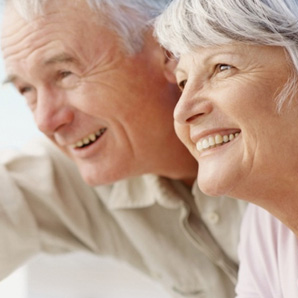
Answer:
[
  {"xmin": 78, "ymin": 166, "xmax": 123, "ymax": 186},
  {"xmin": 80, "ymin": 171, "xmax": 108, "ymax": 186}
]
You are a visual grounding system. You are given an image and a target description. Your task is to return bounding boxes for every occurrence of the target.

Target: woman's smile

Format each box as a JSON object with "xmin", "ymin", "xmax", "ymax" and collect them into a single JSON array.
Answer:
[{"xmin": 195, "ymin": 131, "xmax": 241, "ymax": 153}]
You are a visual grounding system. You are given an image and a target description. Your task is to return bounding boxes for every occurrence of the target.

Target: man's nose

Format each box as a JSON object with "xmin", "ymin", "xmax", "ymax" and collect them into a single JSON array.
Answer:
[
  {"xmin": 34, "ymin": 88, "xmax": 74, "ymax": 135},
  {"xmin": 174, "ymin": 86, "xmax": 213, "ymax": 125}
]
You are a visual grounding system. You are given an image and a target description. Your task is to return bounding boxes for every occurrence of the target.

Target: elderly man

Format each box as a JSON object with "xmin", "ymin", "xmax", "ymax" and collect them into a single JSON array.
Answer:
[{"xmin": 0, "ymin": 0, "xmax": 246, "ymax": 297}]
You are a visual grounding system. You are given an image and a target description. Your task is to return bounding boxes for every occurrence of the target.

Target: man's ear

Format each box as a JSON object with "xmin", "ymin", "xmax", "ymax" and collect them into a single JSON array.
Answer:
[{"xmin": 163, "ymin": 49, "xmax": 178, "ymax": 84}]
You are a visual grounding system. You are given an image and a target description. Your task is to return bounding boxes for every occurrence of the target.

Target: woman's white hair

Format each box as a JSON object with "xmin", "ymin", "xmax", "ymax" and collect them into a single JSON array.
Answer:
[
  {"xmin": 4, "ymin": 0, "xmax": 172, "ymax": 55},
  {"xmin": 155, "ymin": 0, "xmax": 298, "ymax": 111}
]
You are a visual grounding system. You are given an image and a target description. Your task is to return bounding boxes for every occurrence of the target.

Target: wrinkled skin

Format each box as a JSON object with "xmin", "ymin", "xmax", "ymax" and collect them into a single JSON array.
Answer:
[
  {"xmin": 174, "ymin": 43, "xmax": 298, "ymax": 233},
  {"xmin": 1, "ymin": 0, "xmax": 197, "ymax": 186}
]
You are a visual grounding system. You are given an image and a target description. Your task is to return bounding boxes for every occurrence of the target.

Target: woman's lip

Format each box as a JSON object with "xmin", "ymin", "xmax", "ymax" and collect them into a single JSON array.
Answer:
[
  {"xmin": 195, "ymin": 131, "xmax": 241, "ymax": 153},
  {"xmin": 190, "ymin": 128, "xmax": 241, "ymax": 144}
]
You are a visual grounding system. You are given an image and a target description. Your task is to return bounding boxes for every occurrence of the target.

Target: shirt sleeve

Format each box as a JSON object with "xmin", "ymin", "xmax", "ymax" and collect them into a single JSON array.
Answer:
[{"xmin": 0, "ymin": 138, "xmax": 104, "ymax": 279}]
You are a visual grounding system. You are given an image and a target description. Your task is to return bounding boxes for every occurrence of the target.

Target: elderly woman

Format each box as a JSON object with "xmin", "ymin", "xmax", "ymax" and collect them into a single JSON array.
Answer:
[{"xmin": 155, "ymin": 0, "xmax": 298, "ymax": 297}]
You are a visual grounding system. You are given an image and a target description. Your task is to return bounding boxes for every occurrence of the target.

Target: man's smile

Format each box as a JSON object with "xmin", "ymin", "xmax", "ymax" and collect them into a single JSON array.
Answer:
[{"xmin": 71, "ymin": 128, "xmax": 107, "ymax": 149}]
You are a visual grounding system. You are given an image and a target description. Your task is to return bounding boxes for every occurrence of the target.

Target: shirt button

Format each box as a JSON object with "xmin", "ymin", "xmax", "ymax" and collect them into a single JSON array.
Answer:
[{"xmin": 207, "ymin": 212, "xmax": 220, "ymax": 224}]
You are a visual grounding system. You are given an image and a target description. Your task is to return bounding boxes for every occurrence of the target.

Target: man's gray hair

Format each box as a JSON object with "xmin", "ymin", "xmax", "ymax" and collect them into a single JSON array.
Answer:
[
  {"xmin": 5, "ymin": 0, "xmax": 172, "ymax": 54},
  {"xmin": 155, "ymin": 0, "xmax": 298, "ymax": 112}
]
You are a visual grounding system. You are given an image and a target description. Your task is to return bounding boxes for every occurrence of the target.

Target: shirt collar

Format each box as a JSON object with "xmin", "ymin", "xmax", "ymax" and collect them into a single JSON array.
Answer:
[{"xmin": 94, "ymin": 174, "xmax": 192, "ymax": 210}]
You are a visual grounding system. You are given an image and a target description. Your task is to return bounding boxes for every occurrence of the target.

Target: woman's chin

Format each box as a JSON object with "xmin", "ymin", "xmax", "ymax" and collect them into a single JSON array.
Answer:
[{"xmin": 197, "ymin": 174, "xmax": 236, "ymax": 198}]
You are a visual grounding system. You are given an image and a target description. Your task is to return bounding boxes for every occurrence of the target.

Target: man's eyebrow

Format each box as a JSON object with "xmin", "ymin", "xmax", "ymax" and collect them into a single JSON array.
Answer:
[
  {"xmin": 2, "ymin": 74, "xmax": 17, "ymax": 85},
  {"xmin": 2, "ymin": 54, "xmax": 78, "ymax": 85},
  {"xmin": 44, "ymin": 53, "xmax": 78, "ymax": 65}
]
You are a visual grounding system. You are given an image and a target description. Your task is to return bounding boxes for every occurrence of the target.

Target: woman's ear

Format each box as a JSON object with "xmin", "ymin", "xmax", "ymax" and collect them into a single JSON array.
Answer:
[{"xmin": 163, "ymin": 49, "xmax": 178, "ymax": 83}]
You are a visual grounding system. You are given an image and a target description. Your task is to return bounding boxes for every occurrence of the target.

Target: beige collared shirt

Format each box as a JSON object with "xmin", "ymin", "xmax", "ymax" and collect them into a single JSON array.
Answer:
[{"xmin": 0, "ymin": 138, "xmax": 247, "ymax": 298}]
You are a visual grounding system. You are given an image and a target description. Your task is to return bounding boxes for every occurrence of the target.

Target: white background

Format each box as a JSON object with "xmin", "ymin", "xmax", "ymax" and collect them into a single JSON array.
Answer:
[{"xmin": 0, "ymin": 15, "xmax": 171, "ymax": 298}]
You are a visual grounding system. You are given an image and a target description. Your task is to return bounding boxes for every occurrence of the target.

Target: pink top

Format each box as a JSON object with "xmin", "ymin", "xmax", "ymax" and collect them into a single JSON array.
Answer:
[{"xmin": 236, "ymin": 204, "xmax": 298, "ymax": 298}]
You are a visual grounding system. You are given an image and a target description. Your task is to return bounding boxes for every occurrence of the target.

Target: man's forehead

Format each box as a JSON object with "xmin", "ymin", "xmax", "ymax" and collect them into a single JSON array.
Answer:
[
  {"xmin": 2, "ymin": 0, "xmax": 98, "ymax": 30},
  {"xmin": 1, "ymin": 1, "xmax": 116, "ymax": 84},
  {"xmin": 0, "ymin": 3, "xmax": 93, "ymax": 66},
  {"xmin": 3, "ymin": 0, "xmax": 90, "ymax": 19},
  {"xmin": 3, "ymin": 51, "xmax": 79, "ymax": 85}
]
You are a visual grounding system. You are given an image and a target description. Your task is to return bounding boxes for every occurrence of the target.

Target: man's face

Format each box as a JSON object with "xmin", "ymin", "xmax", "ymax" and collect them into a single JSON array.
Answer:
[{"xmin": 1, "ymin": 0, "xmax": 182, "ymax": 185}]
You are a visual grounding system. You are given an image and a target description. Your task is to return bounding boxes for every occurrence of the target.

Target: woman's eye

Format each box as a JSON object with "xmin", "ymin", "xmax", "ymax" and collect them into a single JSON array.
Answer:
[
  {"xmin": 178, "ymin": 79, "xmax": 187, "ymax": 91},
  {"xmin": 217, "ymin": 64, "xmax": 232, "ymax": 72},
  {"xmin": 213, "ymin": 64, "xmax": 236, "ymax": 79}
]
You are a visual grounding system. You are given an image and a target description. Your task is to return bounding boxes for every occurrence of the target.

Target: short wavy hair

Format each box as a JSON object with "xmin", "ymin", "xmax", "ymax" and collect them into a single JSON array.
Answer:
[
  {"xmin": 4, "ymin": 0, "xmax": 172, "ymax": 54},
  {"xmin": 155, "ymin": 0, "xmax": 298, "ymax": 111}
]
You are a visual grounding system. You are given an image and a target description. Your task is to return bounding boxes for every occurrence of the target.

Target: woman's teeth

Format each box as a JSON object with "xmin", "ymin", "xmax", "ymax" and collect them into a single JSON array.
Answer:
[
  {"xmin": 196, "ymin": 132, "xmax": 240, "ymax": 152},
  {"xmin": 72, "ymin": 128, "xmax": 107, "ymax": 149}
]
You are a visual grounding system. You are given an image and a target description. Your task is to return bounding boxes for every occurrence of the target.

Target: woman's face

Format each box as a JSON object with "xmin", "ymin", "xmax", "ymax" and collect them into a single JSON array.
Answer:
[{"xmin": 174, "ymin": 43, "xmax": 298, "ymax": 200}]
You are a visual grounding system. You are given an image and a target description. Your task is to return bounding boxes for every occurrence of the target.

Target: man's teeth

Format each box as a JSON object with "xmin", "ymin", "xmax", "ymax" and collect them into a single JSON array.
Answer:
[
  {"xmin": 72, "ymin": 128, "xmax": 106, "ymax": 149},
  {"xmin": 196, "ymin": 132, "xmax": 240, "ymax": 152}
]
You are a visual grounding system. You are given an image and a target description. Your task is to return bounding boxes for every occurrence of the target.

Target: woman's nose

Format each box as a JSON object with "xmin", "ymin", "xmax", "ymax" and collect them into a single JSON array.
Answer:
[{"xmin": 174, "ymin": 87, "xmax": 213, "ymax": 125}]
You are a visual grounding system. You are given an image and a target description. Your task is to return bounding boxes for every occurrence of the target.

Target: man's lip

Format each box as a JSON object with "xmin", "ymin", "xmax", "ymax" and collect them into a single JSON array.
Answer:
[
  {"xmin": 66, "ymin": 128, "xmax": 108, "ymax": 159},
  {"xmin": 72, "ymin": 128, "xmax": 107, "ymax": 149}
]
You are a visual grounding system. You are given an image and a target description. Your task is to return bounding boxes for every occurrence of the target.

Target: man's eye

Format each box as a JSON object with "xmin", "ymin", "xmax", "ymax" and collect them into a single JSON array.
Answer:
[
  {"xmin": 19, "ymin": 86, "xmax": 32, "ymax": 95},
  {"xmin": 15, "ymin": 85, "xmax": 36, "ymax": 110},
  {"xmin": 178, "ymin": 79, "xmax": 187, "ymax": 91},
  {"xmin": 57, "ymin": 70, "xmax": 79, "ymax": 89},
  {"xmin": 59, "ymin": 70, "xmax": 72, "ymax": 79}
]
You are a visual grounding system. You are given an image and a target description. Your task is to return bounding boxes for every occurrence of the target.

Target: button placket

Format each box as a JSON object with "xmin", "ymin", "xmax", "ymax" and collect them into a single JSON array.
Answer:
[{"xmin": 207, "ymin": 212, "xmax": 220, "ymax": 224}]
